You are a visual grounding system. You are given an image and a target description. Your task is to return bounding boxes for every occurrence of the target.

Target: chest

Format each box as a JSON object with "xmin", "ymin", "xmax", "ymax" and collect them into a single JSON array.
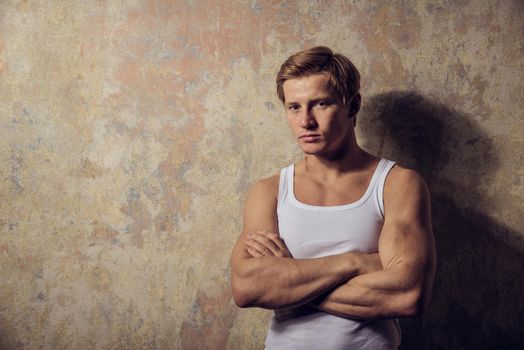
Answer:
[
  {"xmin": 277, "ymin": 203, "xmax": 383, "ymax": 259},
  {"xmin": 293, "ymin": 174, "xmax": 371, "ymax": 207}
]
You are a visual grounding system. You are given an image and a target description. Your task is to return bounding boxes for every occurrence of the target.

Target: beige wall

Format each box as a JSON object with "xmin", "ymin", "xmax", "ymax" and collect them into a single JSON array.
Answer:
[{"xmin": 0, "ymin": 1, "xmax": 522, "ymax": 349}]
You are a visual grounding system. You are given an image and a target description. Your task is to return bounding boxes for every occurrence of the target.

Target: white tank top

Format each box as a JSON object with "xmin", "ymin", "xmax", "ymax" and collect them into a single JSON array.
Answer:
[{"xmin": 265, "ymin": 158, "xmax": 401, "ymax": 350}]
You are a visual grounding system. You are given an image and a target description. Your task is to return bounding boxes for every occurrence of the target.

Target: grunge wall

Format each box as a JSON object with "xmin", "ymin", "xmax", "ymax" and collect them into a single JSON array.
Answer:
[{"xmin": 0, "ymin": 1, "xmax": 522, "ymax": 349}]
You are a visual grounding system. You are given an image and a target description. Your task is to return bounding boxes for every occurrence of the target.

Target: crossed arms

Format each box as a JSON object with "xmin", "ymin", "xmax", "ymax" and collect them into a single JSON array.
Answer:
[{"xmin": 230, "ymin": 166, "xmax": 436, "ymax": 319}]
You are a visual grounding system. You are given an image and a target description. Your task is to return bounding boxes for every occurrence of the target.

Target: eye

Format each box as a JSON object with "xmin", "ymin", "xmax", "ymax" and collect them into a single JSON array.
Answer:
[
  {"xmin": 287, "ymin": 104, "xmax": 300, "ymax": 112},
  {"xmin": 315, "ymin": 100, "xmax": 328, "ymax": 109}
]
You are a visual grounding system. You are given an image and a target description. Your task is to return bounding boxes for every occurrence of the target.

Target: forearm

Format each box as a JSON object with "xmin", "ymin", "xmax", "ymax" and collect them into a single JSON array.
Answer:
[
  {"xmin": 313, "ymin": 171, "xmax": 437, "ymax": 320},
  {"xmin": 232, "ymin": 252, "xmax": 367, "ymax": 309},
  {"xmin": 312, "ymin": 264, "xmax": 425, "ymax": 319}
]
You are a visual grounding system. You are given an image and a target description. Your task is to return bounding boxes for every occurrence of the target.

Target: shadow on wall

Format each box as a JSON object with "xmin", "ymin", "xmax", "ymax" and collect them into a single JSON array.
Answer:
[{"xmin": 359, "ymin": 91, "xmax": 524, "ymax": 350}]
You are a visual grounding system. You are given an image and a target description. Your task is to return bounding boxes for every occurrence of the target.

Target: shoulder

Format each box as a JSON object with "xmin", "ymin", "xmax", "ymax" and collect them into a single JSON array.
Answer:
[
  {"xmin": 246, "ymin": 172, "xmax": 280, "ymax": 203},
  {"xmin": 242, "ymin": 172, "xmax": 281, "ymax": 233},
  {"xmin": 383, "ymin": 165, "xmax": 430, "ymax": 219},
  {"xmin": 385, "ymin": 164, "xmax": 429, "ymax": 198}
]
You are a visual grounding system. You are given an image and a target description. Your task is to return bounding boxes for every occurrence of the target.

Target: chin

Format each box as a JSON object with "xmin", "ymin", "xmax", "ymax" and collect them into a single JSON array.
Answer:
[{"xmin": 300, "ymin": 146, "xmax": 325, "ymax": 155}]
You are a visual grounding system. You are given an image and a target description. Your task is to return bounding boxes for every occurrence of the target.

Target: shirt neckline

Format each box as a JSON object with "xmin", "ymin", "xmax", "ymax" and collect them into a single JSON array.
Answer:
[{"xmin": 289, "ymin": 159, "xmax": 384, "ymax": 211}]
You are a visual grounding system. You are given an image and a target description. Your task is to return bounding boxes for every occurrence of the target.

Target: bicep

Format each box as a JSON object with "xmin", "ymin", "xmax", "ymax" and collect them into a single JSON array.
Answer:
[
  {"xmin": 231, "ymin": 177, "xmax": 279, "ymax": 265},
  {"xmin": 378, "ymin": 168, "xmax": 435, "ymax": 284},
  {"xmin": 311, "ymin": 170, "xmax": 436, "ymax": 318}
]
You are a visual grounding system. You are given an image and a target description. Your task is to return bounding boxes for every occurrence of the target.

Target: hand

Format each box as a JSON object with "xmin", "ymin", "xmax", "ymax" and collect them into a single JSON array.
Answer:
[
  {"xmin": 244, "ymin": 230, "xmax": 293, "ymax": 258},
  {"xmin": 308, "ymin": 252, "xmax": 382, "ymax": 313}
]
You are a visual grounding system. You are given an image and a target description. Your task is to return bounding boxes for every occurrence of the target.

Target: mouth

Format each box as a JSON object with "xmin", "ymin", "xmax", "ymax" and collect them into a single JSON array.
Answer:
[{"xmin": 299, "ymin": 133, "xmax": 322, "ymax": 142}]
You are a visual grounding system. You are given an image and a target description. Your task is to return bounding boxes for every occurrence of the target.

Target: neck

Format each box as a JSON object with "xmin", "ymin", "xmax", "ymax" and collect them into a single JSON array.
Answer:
[{"xmin": 303, "ymin": 143, "xmax": 373, "ymax": 176}]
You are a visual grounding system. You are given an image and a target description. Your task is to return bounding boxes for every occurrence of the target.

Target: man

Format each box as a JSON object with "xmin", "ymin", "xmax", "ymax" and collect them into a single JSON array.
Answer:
[{"xmin": 230, "ymin": 46, "xmax": 436, "ymax": 349}]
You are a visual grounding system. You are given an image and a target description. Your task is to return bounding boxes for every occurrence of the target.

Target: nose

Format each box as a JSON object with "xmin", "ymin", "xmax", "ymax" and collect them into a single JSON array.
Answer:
[{"xmin": 299, "ymin": 109, "xmax": 317, "ymax": 129}]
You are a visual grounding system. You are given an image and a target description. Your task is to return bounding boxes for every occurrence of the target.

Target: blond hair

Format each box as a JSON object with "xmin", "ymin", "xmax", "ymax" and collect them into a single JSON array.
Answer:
[{"xmin": 276, "ymin": 46, "xmax": 361, "ymax": 107}]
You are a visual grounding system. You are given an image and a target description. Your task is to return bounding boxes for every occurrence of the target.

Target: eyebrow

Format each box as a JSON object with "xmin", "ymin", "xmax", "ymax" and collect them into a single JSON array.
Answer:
[{"xmin": 285, "ymin": 95, "xmax": 334, "ymax": 106}]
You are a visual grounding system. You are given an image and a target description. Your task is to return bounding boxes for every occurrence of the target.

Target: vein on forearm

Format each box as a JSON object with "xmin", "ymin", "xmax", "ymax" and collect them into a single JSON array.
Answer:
[
  {"xmin": 235, "ymin": 253, "xmax": 356, "ymax": 309},
  {"xmin": 314, "ymin": 260, "xmax": 428, "ymax": 319}
]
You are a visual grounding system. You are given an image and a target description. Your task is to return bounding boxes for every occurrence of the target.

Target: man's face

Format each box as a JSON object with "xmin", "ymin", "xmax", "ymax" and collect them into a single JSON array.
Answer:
[{"xmin": 282, "ymin": 73, "xmax": 354, "ymax": 157}]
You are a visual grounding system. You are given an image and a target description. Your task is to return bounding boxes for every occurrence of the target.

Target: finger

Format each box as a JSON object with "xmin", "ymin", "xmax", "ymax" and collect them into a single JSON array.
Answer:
[
  {"xmin": 247, "ymin": 238, "xmax": 289, "ymax": 258},
  {"xmin": 271, "ymin": 237, "xmax": 288, "ymax": 254},
  {"xmin": 245, "ymin": 241, "xmax": 264, "ymax": 256},
  {"xmin": 245, "ymin": 239, "xmax": 274, "ymax": 256},
  {"xmin": 256, "ymin": 230, "xmax": 290, "ymax": 256},
  {"xmin": 256, "ymin": 230, "xmax": 282, "ymax": 244},
  {"xmin": 249, "ymin": 234, "xmax": 280, "ymax": 256},
  {"xmin": 256, "ymin": 229, "xmax": 279, "ymax": 238},
  {"xmin": 256, "ymin": 232, "xmax": 291, "ymax": 257},
  {"xmin": 247, "ymin": 246, "xmax": 263, "ymax": 258}
]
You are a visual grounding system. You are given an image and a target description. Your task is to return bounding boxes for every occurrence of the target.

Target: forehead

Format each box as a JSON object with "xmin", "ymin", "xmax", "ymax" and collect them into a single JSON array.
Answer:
[{"xmin": 282, "ymin": 73, "xmax": 336, "ymax": 103}]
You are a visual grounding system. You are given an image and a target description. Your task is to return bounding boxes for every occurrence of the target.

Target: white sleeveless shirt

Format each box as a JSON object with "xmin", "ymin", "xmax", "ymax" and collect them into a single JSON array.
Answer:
[{"xmin": 265, "ymin": 159, "xmax": 401, "ymax": 350}]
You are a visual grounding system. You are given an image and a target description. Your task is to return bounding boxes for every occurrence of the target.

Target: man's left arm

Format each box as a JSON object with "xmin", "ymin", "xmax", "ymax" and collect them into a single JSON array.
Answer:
[{"xmin": 311, "ymin": 167, "xmax": 437, "ymax": 319}]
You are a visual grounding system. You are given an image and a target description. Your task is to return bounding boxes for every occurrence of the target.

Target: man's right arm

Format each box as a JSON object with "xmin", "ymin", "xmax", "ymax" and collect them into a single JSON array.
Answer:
[{"xmin": 230, "ymin": 175, "xmax": 379, "ymax": 309}]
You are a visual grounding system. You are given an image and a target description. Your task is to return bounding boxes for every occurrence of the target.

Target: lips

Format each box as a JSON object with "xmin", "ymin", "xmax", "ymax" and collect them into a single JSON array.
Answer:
[{"xmin": 299, "ymin": 133, "xmax": 321, "ymax": 142}]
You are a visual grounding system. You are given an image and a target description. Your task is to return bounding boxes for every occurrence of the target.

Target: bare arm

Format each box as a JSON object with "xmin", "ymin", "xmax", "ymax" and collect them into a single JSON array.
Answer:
[
  {"xmin": 311, "ymin": 167, "xmax": 437, "ymax": 319},
  {"xmin": 230, "ymin": 175, "xmax": 379, "ymax": 309}
]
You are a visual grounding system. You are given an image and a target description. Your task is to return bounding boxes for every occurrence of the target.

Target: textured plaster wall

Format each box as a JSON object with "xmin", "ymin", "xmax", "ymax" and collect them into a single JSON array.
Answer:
[{"xmin": 0, "ymin": 1, "xmax": 522, "ymax": 349}]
